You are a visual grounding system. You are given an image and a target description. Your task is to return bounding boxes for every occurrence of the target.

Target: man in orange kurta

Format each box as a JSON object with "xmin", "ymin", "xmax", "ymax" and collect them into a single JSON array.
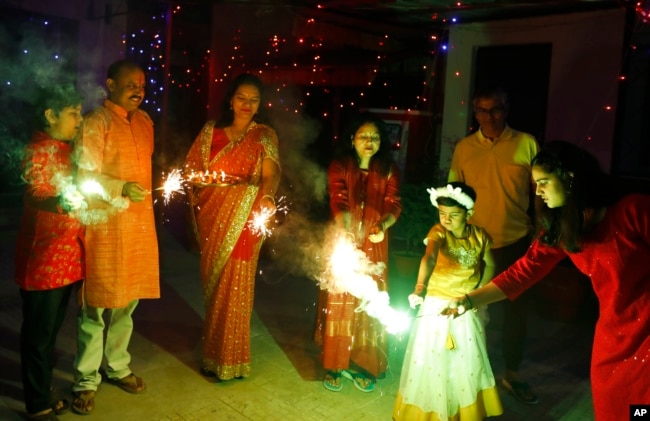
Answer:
[{"xmin": 71, "ymin": 59, "xmax": 159, "ymax": 415}]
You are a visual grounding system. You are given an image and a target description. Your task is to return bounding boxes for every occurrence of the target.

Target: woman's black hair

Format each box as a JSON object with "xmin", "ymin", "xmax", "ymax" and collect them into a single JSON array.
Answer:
[
  {"xmin": 533, "ymin": 140, "xmax": 619, "ymax": 252},
  {"xmin": 332, "ymin": 112, "xmax": 393, "ymax": 176},
  {"xmin": 215, "ymin": 73, "xmax": 266, "ymax": 128},
  {"xmin": 436, "ymin": 181, "xmax": 477, "ymax": 211}
]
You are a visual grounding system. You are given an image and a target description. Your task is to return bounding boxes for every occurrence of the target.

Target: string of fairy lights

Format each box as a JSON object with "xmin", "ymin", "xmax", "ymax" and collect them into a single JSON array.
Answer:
[
  {"xmin": 3, "ymin": 2, "xmax": 650, "ymax": 120},
  {"xmin": 120, "ymin": 3, "xmax": 448, "ymax": 119}
]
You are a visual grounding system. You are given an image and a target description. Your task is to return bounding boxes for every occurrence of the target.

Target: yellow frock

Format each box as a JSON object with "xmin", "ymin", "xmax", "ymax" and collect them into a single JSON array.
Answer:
[{"xmin": 393, "ymin": 224, "xmax": 503, "ymax": 421}]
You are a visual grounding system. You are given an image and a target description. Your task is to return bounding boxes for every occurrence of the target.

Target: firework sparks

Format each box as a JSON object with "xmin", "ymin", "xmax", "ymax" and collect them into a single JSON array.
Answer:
[
  {"xmin": 158, "ymin": 168, "xmax": 185, "ymax": 205},
  {"xmin": 249, "ymin": 206, "xmax": 275, "ymax": 237},
  {"xmin": 247, "ymin": 195, "xmax": 289, "ymax": 237},
  {"xmin": 80, "ymin": 179, "xmax": 107, "ymax": 201},
  {"xmin": 321, "ymin": 234, "xmax": 411, "ymax": 334}
]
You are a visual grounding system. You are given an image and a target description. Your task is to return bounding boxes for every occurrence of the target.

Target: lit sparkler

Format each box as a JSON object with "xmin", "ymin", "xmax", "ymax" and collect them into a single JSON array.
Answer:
[
  {"xmin": 158, "ymin": 168, "xmax": 185, "ymax": 205},
  {"xmin": 247, "ymin": 195, "xmax": 289, "ymax": 237},
  {"xmin": 249, "ymin": 206, "xmax": 275, "ymax": 237},
  {"xmin": 320, "ymin": 234, "xmax": 411, "ymax": 334},
  {"xmin": 80, "ymin": 179, "xmax": 107, "ymax": 201}
]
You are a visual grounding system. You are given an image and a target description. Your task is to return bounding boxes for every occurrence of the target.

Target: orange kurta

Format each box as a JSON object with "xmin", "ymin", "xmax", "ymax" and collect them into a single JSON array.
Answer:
[
  {"xmin": 184, "ymin": 121, "xmax": 279, "ymax": 380},
  {"xmin": 75, "ymin": 100, "xmax": 160, "ymax": 308},
  {"xmin": 315, "ymin": 157, "xmax": 401, "ymax": 378}
]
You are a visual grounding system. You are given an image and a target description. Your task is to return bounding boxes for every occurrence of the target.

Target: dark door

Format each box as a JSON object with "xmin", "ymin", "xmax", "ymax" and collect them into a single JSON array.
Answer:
[{"xmin": 473, "ymin": 43, "xmax": 552, "ymax": 143}]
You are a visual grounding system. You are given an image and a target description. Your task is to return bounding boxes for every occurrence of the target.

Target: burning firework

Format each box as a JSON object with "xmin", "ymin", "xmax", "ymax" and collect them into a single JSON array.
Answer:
[
  {"xmin": 158, "ymin": 168, "xmax": 186, "ymax": 205},
  {"xmin": 79, "ymin": 179, "xmax": 107, "ymax": 201},
  {"xmin": 320, "ymin": 234, "xmax": 411, "ymax": 334},
  {"xmin": 247, "ymin": 195, "xmax": 289, "ymax": 237}
]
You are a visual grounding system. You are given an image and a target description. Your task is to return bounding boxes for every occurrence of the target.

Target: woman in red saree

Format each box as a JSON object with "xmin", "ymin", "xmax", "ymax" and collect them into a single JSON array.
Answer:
[
  {"xmin": 184, "ymin": 74, "xmax": 280, "ymax": 380},
  {"xmin": 315, "ymin": 113, "xmax": 402, "ymax": 392}
]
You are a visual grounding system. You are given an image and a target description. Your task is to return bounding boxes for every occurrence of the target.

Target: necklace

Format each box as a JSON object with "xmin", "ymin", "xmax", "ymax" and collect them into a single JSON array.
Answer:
[{"xmin": 226, "ymin": 126, "xmax": 246, "ymax": 142}]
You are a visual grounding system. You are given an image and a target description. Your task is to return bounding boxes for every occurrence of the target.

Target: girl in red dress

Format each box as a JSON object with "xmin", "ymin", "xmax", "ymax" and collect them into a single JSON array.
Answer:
[{"xmin": 443, "ymin": 141, "xmax": 650, "ymax": 421}]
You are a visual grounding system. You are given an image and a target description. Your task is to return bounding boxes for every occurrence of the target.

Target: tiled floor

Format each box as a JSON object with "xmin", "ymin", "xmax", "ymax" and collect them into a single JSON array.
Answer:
[{"xmin": 0, "ymin": 217, "xmax": 597, "ymax": 420}]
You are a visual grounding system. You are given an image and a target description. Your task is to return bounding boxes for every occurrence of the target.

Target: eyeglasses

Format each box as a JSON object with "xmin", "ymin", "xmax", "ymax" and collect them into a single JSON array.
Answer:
[
  {"xmin": 474, "ymin": 106, "xmax": 506, "ymax": 117},
  {"xmin": 355, "ymin": 132, "xmax": 381, "ymax": 143}
]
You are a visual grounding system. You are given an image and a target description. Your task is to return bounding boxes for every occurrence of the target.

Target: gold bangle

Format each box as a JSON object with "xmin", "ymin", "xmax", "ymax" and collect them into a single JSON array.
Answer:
[{"xmin": 262, "ymin": 194, "xmax": 275, "ymax": 204}]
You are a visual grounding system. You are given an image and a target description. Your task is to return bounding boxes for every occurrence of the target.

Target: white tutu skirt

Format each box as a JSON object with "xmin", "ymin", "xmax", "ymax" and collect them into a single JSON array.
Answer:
[{"xmin": 393, "ymin": 296, "xmax": 503, "ymax": 420}]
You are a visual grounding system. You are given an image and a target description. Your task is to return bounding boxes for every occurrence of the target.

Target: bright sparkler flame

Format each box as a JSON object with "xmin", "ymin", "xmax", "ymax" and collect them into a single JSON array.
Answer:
[
  {"xmin": 249, "ymin": 206, "xmax": 275, "ymax": 237},
  {"xmin": 322, "ymin": 234, "xmax": 411, "ymax": 334},
  {"xmin": 247, "ymin": 195, "xmax": 289, "ymax": 237},
  {"xmin": 80, "ymin": 179, "xmax": 107, "ymax": 200},
  {"xmin": 159, "ymin": 168, "xmax": 185, "ymax": 205}
]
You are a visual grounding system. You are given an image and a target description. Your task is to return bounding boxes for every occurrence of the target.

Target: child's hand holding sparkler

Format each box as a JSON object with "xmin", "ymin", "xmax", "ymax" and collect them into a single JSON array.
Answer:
[{"xmin": 60, "ymin": 185, "xmax": 87, "ymax": 212}]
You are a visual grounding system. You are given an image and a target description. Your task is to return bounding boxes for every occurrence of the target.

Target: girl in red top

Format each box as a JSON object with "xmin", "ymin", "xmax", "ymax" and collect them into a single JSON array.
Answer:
[{"xmin": 14, "ymin": 85, "xmax": 85, "ymax": 420}]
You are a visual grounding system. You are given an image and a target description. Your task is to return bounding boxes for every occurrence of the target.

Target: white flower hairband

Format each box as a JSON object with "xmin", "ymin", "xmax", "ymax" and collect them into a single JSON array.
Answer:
[{"xmin": 427, "ymin": 184, "xmax": 474, "ymax": 210}]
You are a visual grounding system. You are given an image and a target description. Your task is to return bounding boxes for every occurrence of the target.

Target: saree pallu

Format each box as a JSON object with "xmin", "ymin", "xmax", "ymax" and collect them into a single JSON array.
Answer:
[
  {"xmin": 315, "ymin": 157, "xmax": 402, "ymax": 378},
  {"xmin": 184, "ymin": 121, "xmax": 279, "ymax": 380}
]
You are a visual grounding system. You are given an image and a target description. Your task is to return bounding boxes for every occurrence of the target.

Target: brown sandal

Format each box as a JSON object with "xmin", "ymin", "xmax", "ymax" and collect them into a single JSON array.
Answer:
[
  {"xmin": 72, "ymin": 390, "xmax": 95, "ymax": 415},
  {"xmin": 106, "ymin": 373, "xmax": 146, "ymax": 394}
]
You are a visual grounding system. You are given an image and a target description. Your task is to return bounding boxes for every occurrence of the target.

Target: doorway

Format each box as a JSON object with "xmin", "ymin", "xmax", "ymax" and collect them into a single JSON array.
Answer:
[{"xmin": 473, "ymin": 43, "xmax": 552, "ymax": 143}]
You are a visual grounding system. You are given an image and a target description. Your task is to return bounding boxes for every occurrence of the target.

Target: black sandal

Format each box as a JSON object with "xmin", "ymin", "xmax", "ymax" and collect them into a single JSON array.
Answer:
[
  {"xmin": 52, "ymin": 399, "xmax": 70, "ymax": 415},
  {"xmin": 501, "ymin": 378, "xmax": 539, "ymax": 405}
]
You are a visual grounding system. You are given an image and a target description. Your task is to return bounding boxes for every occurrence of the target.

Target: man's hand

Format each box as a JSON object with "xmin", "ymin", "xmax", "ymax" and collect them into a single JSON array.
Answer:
[{"xmin": 122, "ymin": 182, "xmax": 150, "ymax": 202}]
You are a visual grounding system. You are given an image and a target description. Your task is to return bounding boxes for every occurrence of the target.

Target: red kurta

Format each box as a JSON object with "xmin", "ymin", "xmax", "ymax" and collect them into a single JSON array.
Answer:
[
  {"xmin": 15, "ymin": 131, "xmax": 84, "ymax": 290},
  {"xmin": 315, "ymin": 157, "xmax": 401, "ymax": 377},
  {"xmin": 492, "ymin": 194, "xmax": 650, "ymax": 421},
  {"xmin": 75, "ymin": 100, "xmax": 159, "ymax": 308}
]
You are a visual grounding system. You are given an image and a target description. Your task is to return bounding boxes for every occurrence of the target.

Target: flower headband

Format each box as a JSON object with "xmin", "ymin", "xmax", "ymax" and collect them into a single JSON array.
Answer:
[{"xmin": 427, "ymin": 184, "xmax": 474, "ymax": 210}]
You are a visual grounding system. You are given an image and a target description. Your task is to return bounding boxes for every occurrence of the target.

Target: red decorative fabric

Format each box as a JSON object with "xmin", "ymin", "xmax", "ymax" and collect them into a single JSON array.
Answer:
[{"xmin": 14, "ymin": 131, "xmax": 84, "ymax": 290}]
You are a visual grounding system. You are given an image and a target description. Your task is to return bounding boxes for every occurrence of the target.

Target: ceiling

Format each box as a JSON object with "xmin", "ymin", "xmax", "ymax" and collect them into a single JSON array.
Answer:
[
  {"xmin": 163, "ymin": 0, "xmax": 624, "ymax": 55},
  {"xmin": 286, "ymin": 0, "xmax": 621, "ymax": 29},
  {"xmin": 176, "ymin": 0, "xmax": 623, "ymax": 29},
  {"xmin": 131, "ymin": 0, "xmax": 627, "ymax": 80}
]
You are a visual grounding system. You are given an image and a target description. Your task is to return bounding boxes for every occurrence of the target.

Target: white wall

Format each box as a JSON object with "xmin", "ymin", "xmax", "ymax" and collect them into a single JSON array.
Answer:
[{"xmin": 440, "ymin": 7, "xmax": 626, "ymax": 173}]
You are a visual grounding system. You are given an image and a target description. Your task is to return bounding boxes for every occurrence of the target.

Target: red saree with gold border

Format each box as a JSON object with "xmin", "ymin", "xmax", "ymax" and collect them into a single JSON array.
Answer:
[{"xmin": 184, "ymin": 121, "xmax": 279, "ymax": 380}]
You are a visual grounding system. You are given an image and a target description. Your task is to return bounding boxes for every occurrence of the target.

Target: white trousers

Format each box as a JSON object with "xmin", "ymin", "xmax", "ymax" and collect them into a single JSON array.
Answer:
[{"xmin": 72, "ymin": 299, "xmax": 139, "ymax": 391}]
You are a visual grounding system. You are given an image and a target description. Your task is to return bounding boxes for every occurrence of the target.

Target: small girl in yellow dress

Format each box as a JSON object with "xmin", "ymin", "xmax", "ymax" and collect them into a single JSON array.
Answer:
[{"xmin": 393, "ymin": 181, "xmax": 503, "ymax": 420}]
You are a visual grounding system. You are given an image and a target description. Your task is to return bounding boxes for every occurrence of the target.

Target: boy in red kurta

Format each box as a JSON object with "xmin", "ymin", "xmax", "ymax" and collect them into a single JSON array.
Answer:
[{"xmin": 15, "ymin": 85, "xmax": 85, "ymax": 420}]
